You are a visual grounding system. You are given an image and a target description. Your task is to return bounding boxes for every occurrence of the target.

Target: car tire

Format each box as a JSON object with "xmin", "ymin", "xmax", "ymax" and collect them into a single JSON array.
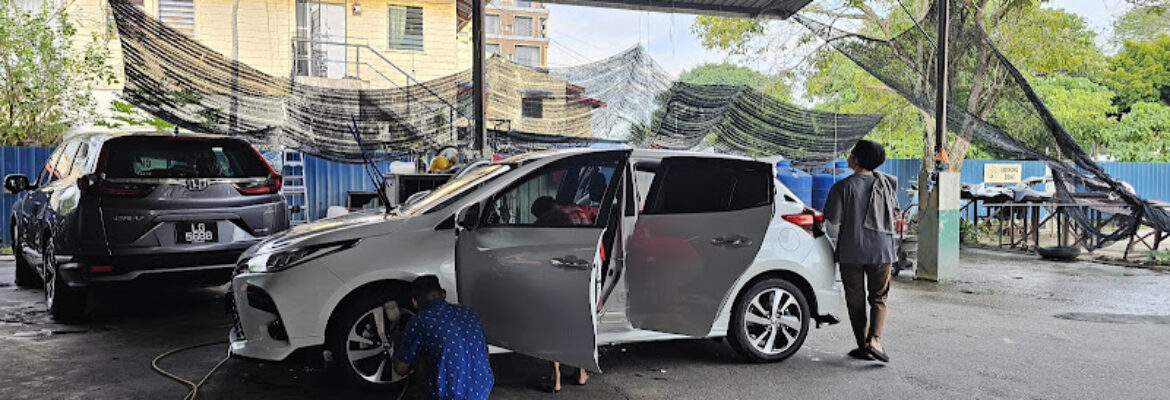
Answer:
[
  {"xmin": 727, "ymin": 278, "xmax": 810, "ymax": 363},
  {"xmin": 13, "ymin": 225, "xmax": 41, "ymax": 289},
  {"xmin": 43, "ymin": 237, "xmax": 87, "ymax": 321},
  {"xmin": 326, "ymin": 290, "xmax": 414, "ymax": 388}
]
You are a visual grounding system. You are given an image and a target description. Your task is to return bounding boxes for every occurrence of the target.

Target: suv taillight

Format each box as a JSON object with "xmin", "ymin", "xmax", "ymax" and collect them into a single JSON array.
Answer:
[
  {"xmin": 234, "ymin": 174, "xmax": 282, "ymax": 195},
  {"xmin": 782, "ymin": 208, "xmax": 825, "ymax": 237},
  {"xmin": 234, "ymin": 148, "xmax": 283, "ymax": 195},
  {"xmin": 79, "ymin": 175, "xmax": 156, "ymax": 197}
]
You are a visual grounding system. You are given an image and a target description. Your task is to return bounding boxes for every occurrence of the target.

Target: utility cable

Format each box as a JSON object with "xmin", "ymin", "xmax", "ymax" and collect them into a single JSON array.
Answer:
[{"xmin": 150, "ymin": 340, "xmax": 230, "ymax": 400}]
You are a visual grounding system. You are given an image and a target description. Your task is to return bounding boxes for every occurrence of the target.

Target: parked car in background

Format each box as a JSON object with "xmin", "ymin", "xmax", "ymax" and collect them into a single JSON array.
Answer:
[
  {"xmin": 228, "ymin": 148, "xmax": 840, "ymax": 386},
  {"xmin": 5, "ymin": 132, "xmax": 288, "ymax": 320}
]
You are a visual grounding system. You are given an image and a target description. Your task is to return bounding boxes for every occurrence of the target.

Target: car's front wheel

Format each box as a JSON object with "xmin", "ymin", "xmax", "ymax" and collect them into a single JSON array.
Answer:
[
  {"xmin": 43, "ymin": 237, "xmax": 87, "ymax": 321},
  {"xmin": 327, "ymin": 290, "xmax": 414, "ymax": 387},
  {"xmin": 727, "ymin": 278, "xmax": 810, "ymax": 362}
]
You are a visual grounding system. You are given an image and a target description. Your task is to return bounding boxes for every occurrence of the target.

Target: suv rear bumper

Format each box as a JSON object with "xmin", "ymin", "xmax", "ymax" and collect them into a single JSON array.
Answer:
[{"xmin": 58, "ymin": 243, "xmax": 255, "ymax": 287}]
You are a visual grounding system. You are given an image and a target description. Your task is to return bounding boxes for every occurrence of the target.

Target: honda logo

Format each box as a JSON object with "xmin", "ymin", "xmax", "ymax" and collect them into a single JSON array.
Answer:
[{"xmin": 186, "ymin": 178, "xmax": 210, "ymax": 191}]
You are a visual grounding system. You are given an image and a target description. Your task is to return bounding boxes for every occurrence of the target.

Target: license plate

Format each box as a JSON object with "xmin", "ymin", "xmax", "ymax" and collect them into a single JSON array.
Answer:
[{"xmin": 176, "ymin": 221, "xmax": 218, "ymax": 244}]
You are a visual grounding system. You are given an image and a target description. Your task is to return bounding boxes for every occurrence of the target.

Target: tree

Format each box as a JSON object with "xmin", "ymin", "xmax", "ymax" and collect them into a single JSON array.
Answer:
[
  {"xmin": 1107, "ymin": 101, "xmax": 1170, "ymax": 162},
  {"xmin": 678, "ymin": 62, "xmax": 792, "ymax": 101},
  {"xmin": 0, "ymin": 0, "xmax": 116, "ymax": 146},
  {"xmin": 692, "ymin": 1, "xmax": 1104, "ymax": 172},
  {"xmin": 1111, "ymin": 6, "xmax": 1170, "ymax": 46},
  {"xmin": 1103, "ymin": 34, "xmax": 1170, "ymax": 112},
  {"xmin": 1030, "ymin": 75, "xmax": 1118, "ymax": 159}
]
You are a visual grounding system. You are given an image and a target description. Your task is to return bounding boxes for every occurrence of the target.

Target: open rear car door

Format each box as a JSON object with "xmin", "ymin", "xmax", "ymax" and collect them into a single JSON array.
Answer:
[
  {"xmin": 455, "ymin": 151, "xmax": 629, "ymax": 372},
  {"xmin": 625, "ymin": 157, "xmax": 774, "ymax": 336}
]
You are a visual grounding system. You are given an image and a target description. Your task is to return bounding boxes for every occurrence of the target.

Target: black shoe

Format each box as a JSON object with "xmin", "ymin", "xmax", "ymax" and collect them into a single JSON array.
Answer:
[
  {"xmin": 866, "ymin": 345, "xmax": 890, "ymax": 363},
  {"xmin": 848, "ymin": 348, "xmax": 874, "ymax": 360}
]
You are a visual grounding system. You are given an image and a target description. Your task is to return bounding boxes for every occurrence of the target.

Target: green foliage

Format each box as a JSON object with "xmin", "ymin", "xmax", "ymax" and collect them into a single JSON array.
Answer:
[
  {"xmin": 0, "ymin": 0, "xmax": 117, "ymax": 145},
  {"xmin": 1107, "ymin": 102, "xmax": 1170, "ymax": 162},
  {"xmin": 1104, "ymin": 34, "xmax": 1170, "ymax": 111},
  {"xmin": 690, "ymin": 16, "xmax": 766, "ymax": 56},
  {"xmin": 1150, "ymin": 249, "xmax": 1170, "ymax": 265},
  {"xmin": 1032, "ymin": 76, "xmax": 1118, "ymax": 158},
  {"xmin": 678, "ymin": 62, "xmax": 792, "ymax": 101},
  {"xmin": 991, "ymin": 7, "xmax": 1104, "ymax": 77},
  {"xmin": 1112, "ymin": 6, "xmax": 1170, "ymax": 46},
  {"xmin": 94, "ymin": 100, "xmax": 175, "ymax": 131}
]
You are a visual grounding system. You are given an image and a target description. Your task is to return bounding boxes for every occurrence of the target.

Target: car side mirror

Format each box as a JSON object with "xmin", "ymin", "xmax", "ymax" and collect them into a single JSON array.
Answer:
[
  {"xmin": 457, "ymin": 203, "xmax": 481, "ymax": 231},
  {"xmin": 4, "ymin": 174, "xmax": 30, "ymax": 194}
]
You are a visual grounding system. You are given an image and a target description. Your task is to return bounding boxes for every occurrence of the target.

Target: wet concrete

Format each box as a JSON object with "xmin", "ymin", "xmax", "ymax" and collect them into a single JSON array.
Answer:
[{"xmin": 1, "ymin": 248, "xmax": 1168, "ymax": 399}]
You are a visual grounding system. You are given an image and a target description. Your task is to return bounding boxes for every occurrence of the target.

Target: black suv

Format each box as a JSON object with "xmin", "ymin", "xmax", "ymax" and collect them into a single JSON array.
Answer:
[{"xmin": 5, "ymin": 133, "xmax": 288, "ymax": 319}]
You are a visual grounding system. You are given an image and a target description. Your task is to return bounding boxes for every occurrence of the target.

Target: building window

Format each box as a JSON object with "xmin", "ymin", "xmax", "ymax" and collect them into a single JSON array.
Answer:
[
  {"xmin": 514, "ymin": 16, "xmax": 533, "ymax": 37},
  {"xmin": 485, "ymin": 14, "xmax": 500, "ymax": 35},
  {"xmin": 515, "ymin": 45, "xmax": 540, "ymax": 66},
  {"xmin": 539, "ymin": 17, "xmax": 547, "ymax": 38},
  {"xmin": 486, "ymin": 43, "xmax": 500, "ymax": 55},
  {"xmin": 515, "ymin": 0, "xmax": 532, "ymax": 7},
  {"xmin": 158, "ymin": 0, "xmax": 195, "ymax": 35},
  {"xmin": 522, "ymin": 97, "xmax": 543, "ymax": 119},
  {"xmin": 389, "ymin": 5, "xmax": 424, "ymax": 51}
]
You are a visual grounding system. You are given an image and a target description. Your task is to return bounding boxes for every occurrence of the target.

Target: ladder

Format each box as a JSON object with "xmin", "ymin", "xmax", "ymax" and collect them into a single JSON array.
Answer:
[{"xmin": 281, "ymin": 150, "xmax": 310, "ymax": 225}]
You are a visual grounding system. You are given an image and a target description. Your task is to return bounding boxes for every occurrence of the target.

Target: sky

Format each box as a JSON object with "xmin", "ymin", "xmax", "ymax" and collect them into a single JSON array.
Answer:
[{"xmin": 545, "ymin": 0, "xmax": 1133, "ymax": 77}]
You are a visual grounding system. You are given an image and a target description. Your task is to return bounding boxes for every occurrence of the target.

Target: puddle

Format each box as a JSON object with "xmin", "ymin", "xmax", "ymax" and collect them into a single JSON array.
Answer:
[
  {"xmin": 1054, "ymin": 312, "xmax": 1170, "ymax": 324},
  {"xmin": 9, "ymin": 328, "xmax": 89, "ymax": 338}
]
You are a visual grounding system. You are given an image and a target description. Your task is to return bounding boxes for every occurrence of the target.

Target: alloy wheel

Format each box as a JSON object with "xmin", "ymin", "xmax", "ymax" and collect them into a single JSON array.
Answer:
[
  {"xmin": 346, "ymin": 305, "xmax": 412, "ymax": 384},
  {"xmin": 742, "ymin": 287, "xmax": 803, "ymax": 355}
]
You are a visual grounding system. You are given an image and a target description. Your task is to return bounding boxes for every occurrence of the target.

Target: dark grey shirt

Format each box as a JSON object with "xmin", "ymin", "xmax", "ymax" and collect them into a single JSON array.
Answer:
[{"xmin": 824, "ymin": 173, "xmax": 897, "ymax": 264}]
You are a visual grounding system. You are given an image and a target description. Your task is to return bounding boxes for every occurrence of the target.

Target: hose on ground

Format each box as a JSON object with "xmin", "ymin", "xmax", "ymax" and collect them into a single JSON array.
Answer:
[{"xmin": 150, "ymin": 340, "xmax": 230, "ymax": 400}]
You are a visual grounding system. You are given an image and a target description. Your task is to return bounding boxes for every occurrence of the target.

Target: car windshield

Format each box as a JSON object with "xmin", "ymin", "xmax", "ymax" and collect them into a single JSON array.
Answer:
[{"xmin": 397, "ymin": 164, "xmax": 511, "ymax": 216}]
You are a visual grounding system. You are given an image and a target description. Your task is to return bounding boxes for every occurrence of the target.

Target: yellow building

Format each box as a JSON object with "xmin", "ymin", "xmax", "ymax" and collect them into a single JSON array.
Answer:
[{"xmin": 70, "ymin": 0, "xmax": 474, "ymax": 92}]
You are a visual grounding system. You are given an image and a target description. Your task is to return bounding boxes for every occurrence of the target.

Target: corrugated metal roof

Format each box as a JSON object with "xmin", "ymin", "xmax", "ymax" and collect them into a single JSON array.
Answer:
[{"xmin": 539, "ymin": 0, "xmax": 811, "ymax": 19}]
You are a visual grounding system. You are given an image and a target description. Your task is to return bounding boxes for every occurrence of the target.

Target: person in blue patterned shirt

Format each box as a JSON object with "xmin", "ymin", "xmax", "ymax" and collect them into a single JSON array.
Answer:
[{"xmin": 394, "ymin": 276, "xmax": 494, "ymax": 400}]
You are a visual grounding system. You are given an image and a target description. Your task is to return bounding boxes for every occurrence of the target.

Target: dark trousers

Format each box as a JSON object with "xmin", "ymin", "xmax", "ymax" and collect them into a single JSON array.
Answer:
[{"xmin": 839, "ymin": 263, "xmax": 891, "ymax": 348}]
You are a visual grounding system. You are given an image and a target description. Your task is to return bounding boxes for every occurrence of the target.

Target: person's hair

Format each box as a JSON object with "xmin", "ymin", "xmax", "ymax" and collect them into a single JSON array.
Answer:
[
  {"xmin": 851, "ymin": 140, "xmax": 886, "ymax": 171},
  {"xmin": 531, "ymin": 196, "xmax": 556, "ymax": 218},
  {"xmin": 411, "ymin": 275, "xmax": 443, "ymax": 303}
]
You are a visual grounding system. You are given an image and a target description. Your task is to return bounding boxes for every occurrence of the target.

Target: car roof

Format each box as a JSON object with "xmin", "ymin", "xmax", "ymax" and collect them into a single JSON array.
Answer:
[
  {"xmin": 66, "ymin": 131, "xmax": 241, "ymax": 144},
  {"xmin": 499, "ymin": 147, "xmax": 761, "ymax": 164}
]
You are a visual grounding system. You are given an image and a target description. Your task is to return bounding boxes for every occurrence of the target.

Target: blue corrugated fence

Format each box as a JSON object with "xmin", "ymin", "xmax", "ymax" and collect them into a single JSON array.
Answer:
[{"xmin": 1, "ymin": 147, "xmax": 55, "ymax": 246}]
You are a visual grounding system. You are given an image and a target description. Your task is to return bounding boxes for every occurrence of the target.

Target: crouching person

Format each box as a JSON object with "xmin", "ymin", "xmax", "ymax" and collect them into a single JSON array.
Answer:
[{"xmin": 395, "ymin": 276, "xmax": 494, "ymax": 399}]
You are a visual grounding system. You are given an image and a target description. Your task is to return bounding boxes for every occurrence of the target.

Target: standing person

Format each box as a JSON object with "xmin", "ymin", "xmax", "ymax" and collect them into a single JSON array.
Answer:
[
  {"xmin": 394, "ymin": 276, "xmax": 494, "ymax": 399},
  {"xmin": 823, "ymin": 140, "xmax": 898, "ymax": 363}
]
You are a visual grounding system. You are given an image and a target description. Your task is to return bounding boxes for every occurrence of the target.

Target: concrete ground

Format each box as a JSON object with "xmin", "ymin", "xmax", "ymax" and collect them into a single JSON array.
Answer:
[{"xmin": 1, "ymin": 248, "xmax": 1168, "ymax": 400}]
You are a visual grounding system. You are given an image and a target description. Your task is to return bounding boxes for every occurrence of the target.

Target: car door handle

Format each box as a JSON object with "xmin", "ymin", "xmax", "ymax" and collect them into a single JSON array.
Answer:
[
  {"xmin": 711, "ymin": 235, "xmax": 753, "ymax": 248},
  {"xmin": 550, "ymin": 257, "xmax": 591, "ymax": 270}
]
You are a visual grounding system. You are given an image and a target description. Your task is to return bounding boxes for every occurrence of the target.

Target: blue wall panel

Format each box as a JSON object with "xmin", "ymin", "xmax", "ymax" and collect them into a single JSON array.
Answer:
[
  {"xmin": 302, "ymin": 154, "xmax": 395, "ymax": 220},
  {"xmin": 0, "ymin": 147, "xmax": 55, "ymax": 246}
]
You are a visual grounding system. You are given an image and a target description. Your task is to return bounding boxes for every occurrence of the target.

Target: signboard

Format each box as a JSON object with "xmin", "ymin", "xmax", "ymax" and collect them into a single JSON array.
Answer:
[{"xmin": 984, "ymin": 163, "xmax": 1022, "ymax": 183}]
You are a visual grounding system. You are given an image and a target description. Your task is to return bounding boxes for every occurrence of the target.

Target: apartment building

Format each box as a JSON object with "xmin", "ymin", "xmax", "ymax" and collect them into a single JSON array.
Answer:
[
  {"xmin": 484, "ymin": 0, "xmax": 548, "ymax": 67},
  {"xmin": 69, "ymin": 0, "xmax": 475, "ymax": 91}
]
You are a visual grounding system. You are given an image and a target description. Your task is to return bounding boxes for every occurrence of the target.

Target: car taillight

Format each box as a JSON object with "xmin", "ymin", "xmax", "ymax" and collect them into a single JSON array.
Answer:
[
  {"xmin": 234, "ymin": 175, "xmax": 282, "ymax": 195},
  {"xmin": 783, "ymin": 208, "xmax": 825, "ymax": 237},
  {"xmin": 81, "ymin": 177, "xmax": 156, "ymax": 197},
  {"xmin": 235, "ymin": 147, "xmax": 283, "ymax": 195}
]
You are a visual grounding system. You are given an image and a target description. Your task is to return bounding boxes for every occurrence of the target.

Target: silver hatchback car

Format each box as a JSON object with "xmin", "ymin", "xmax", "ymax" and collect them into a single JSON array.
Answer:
[{"xmin": 229, "ymin": 148, "xmax": 841, "ymax": 386}]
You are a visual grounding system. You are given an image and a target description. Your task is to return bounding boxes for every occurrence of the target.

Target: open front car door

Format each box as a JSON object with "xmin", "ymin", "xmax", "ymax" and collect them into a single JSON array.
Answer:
[{"xmin": 455, "ymin": 151, "xmax": 629, "ymax": 372}]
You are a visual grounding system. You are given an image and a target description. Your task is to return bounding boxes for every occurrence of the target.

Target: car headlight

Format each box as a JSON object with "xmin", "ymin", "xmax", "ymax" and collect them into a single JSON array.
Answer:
[{"xmin": 247, "ymin": 239, "xmax": 360, "ymax": 273}]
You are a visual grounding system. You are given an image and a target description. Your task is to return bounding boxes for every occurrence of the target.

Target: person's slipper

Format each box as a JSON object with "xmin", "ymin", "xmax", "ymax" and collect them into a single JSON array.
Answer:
[
  {"xmin": 847, "ymin": 348, "xmax": 874, "ymax": 360},
  {"xmin": 866, "ymin": 345, "xmax": 890, "ymax": 363}
]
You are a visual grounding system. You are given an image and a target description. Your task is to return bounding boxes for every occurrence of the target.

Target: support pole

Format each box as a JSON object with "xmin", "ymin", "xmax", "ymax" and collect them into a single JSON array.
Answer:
[
  {"xmin": 934, "ymin": 0, "xmax": 949, "ymax": 155},
  {"xmin": 471, "ymin": 0, "xmax": 486, "ymax": 152},
  {"xmin": 917, "ymin": 0, "xmax": 960, "ymax": 282}
]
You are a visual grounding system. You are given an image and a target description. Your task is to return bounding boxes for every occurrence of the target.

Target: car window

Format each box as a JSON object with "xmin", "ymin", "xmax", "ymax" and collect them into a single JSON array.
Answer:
[
  {"xmin": 484, "ymin": 154, "xmax": 621, "ymax": 228},
  {"xmin": 56, "ymin": 141, "xmax": 86, "ymax": 181},
  {"xmin": 100, "ymin": 138, "xmax": 270, "ymax": 179},
  {"xmin": 643, "ymin": 158, "xmax": 772, "ymax": 215},
  {"xmin": 37, "ymin": 144, "xmax": 69, "ymax": 186}
]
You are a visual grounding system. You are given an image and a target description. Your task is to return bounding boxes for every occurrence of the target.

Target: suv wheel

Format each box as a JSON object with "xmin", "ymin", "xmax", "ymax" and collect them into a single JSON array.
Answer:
[
  {"xmin": 727, "ymin": 278, "xmax": 810, "ymax": 362},
  {"xmin": 43, "ymin": 237, "xmax": 87, "ymax": 321},
  {"xmin": 13, "ymin": 225, "xmax": 41, "ymax": 288},
  {"xmin": 327, "ymin": 290, "xmax": 414, "ymax": 387}
]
